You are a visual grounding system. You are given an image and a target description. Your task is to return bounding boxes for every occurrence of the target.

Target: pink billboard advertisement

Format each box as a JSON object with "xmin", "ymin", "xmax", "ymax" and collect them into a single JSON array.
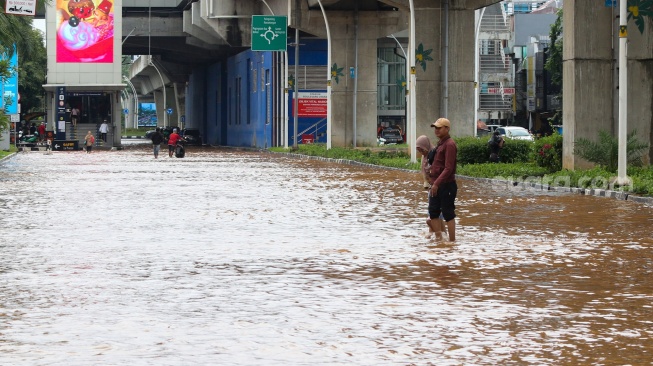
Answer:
[{"xmin": 56, "ymin": 0, "xmax": 114, "ymax": 63}]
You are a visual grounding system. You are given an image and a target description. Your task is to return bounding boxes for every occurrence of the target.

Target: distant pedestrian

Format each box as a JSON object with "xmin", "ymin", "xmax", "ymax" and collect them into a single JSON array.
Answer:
[
  {"xmin": 488, "ymin": 131, "xmax": 505, "ymax": 163},
  {"xmin": 37, "ymin": 122, "xmax": 46, "ymax": 143},
  {"xmin": 150, "ymin": 127, "xmax": 165, "ymax": 159},
  {"xmin": 99, "ymin": 119, "xmax": 109, "ymax": 142},
  {"xmin": 427, "ymin": 118, "xmax": 458, "ymax": 242},
  {"xmin": 29, "ymin": 123, "xmax": 36, "ymax": 136},
  {"xmin": 71, "ymin": 106, "xmax": 80, "ymax": 127},
  {"xmin": 84, "ymin": 131, "xmax": 95, "ymax": 153}
]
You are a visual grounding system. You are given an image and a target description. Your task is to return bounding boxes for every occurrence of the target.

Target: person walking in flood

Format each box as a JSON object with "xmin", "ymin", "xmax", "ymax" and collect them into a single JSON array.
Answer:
[
  {"xmin": 84, "ymin": 131, "xmax": 95, "ymax": 154},
  {"xmin": 416, "ymin": 134, "xmax": 447, "ymax": 239},
  {"xmin": 427, "ymin": 118, "xmax": 458, "ymax": 242},
  {"xmin": 150, "ymin": 127, "xmax": 164, "ymax": 159},
  {"xmin": 167, "ymin": 128, "xmax": 183, "ymax": 158}
]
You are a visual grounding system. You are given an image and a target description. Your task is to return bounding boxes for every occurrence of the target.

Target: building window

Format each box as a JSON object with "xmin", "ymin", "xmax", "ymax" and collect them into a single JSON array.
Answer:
[{"xmin": 377, "ymin": 47, "xmax": 406, "ymax": 111}]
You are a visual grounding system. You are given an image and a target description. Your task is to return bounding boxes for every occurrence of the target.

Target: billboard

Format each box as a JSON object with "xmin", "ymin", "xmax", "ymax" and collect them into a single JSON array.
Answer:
[
  {"xmin": 2, "ymin": 49, "xmax": 19, "ymax": 114},
  {"xmin": 138, "ymin": 102, "xmax": 158, "ymax": 127},
  {"xmin": 56, "ymin": 0, "xmax": 114, "ymax": 63}
]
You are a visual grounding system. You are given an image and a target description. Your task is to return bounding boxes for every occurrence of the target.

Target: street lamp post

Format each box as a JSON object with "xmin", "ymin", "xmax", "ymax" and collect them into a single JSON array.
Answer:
[
  {"xmin": 474, "ymin": 8, "xmax": 486, "ymax": 137},
  {"xmin": 408, "ymin": 0, "xmax": 417, "ymax": 163},
  {"xmin": 149, "ymin": 56, "xmax": 167, "ymax": 128},
  {"xmin": 616, "ymin": 0, "xmax": 629, "ymax": 185},
  {"xmin": 123, "ymin": 76, "xmax": 139, "ymax": 129},
  {"xmin": 317, "ymin": 0, "xmax": 332, "ymax": 150}
]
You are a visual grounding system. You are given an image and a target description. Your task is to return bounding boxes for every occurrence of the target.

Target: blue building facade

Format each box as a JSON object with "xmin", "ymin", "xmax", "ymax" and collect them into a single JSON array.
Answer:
[{"xmin": 185, "ymin": 39, "xmax": 327, "ymax": 149}]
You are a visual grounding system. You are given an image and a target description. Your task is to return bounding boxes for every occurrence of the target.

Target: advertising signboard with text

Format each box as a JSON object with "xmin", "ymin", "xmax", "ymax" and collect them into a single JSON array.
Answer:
[
  {"xmin": 5, "ymin": 0, "xmax": 37, "ymax": 16},
  {"xmin": 295, "ymin": 92, "xmax": 327, "ymax": 117}
]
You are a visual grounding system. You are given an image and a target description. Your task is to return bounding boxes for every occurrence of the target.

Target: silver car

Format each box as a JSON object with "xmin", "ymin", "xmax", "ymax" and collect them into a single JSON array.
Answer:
[{"xmin": 497, "ymin": 126, "xmax": 534, "ymax": 141}]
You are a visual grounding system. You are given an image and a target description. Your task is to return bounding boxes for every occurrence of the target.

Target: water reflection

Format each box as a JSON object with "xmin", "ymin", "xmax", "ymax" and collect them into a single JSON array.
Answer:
[{"xmin": 0, "ymin": 145, "xmax": 652, "ymax": 365}]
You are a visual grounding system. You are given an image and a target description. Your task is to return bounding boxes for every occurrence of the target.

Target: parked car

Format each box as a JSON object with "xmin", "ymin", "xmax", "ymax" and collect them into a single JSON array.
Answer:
[
  {"xmin": 497, "ymin": 126, "xmax": 534, "ymax": 141},
  {"xmin": 379, "ymin": 128, "xmax": 403, "ymax": 144},
  {"xmin": 181, "ymin": 128, "xmax": 203, "ymax": 146},
  {"xmin": 486, "ymin": 124, "xmax": 502, "ymax": 133},
  {"xmin": 145, "ymin": 129, "xmax": 157, "ymax": 140}
]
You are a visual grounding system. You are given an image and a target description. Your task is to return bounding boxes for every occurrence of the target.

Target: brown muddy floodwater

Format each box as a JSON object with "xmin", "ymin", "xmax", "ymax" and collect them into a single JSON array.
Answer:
[{"xmin": 1, "ymin": 144, "xmax": 652, "ymax": 365}]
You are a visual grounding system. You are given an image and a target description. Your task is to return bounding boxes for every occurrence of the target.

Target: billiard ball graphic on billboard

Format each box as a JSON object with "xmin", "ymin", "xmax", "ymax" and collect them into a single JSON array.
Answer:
[{"xmin": 56, "ymin": 0, "xmax": 114, "ymax": 63}]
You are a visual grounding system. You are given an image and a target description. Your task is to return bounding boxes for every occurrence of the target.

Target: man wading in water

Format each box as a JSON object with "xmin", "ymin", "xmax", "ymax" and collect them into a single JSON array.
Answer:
[{"xmin": 426, "ymin": 118, "xmax": 458, "ymax": 242}]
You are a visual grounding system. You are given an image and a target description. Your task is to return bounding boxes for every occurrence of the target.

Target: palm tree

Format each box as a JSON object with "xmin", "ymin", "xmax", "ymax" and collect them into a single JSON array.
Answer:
[{"xmin": 0, "ymin": 0, "xmax": 49, "ymax": 133}]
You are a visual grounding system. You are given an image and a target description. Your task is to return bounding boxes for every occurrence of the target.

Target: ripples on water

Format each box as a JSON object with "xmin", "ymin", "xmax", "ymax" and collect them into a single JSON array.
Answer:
[{"xmin": 1, "ymin": 146, "xmax": 652, "ymax": 365}]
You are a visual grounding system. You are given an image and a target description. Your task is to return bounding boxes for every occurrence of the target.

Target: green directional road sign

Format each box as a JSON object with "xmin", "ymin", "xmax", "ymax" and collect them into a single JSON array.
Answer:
[{"xmin": 251, "ymin": 15, "xmax": 287, "ymax": 52}]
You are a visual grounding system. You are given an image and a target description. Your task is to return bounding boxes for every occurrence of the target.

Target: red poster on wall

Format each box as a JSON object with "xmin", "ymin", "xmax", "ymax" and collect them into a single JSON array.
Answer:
[
  {"xmin": 56, "ymin": 0, "xmax": 114, "ymax": 63},
  {"xmin": 296, "ymin": 92, "xmax": 327, "ymax": 117}
]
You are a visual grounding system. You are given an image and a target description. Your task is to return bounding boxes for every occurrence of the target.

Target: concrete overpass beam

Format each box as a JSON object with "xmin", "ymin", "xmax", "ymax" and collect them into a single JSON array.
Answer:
[
  {"xmin": 123, "ymin": 16, "xmax": 185, "ymax": 38},
  {"xmin": 454, "ymin": 0, "xmax": 503, "ymax": 10},
  {"xmin": 377, "ymin": 0, "xmax": 502, "ymax": 11},
  {"xmin": 202, "ymin": 0, "xmax": 259, "ymax": 47},
  {"xmin": 182, "ymin": 2, "xmax": 227, "ymax": 46}
]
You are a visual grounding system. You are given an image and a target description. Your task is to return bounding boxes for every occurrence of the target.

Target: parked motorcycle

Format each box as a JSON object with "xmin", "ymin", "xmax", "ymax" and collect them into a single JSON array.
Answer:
[
  {"xmin": 19, "ymin": 134, "xmax": 38, "ymax": 144},
  {"xmin": 175, "ymin": 139, "xmax": 186, "ymax": 158}
]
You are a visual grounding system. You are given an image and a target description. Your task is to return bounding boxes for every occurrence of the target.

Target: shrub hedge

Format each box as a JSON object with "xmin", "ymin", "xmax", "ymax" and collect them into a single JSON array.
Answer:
[
  {"xmin": 533, "ymin": 133, "xmax": 563, "ymax": 172},
  {"xmin": 455, "ymin": 136, "xmax": 532, "ymax": 165}
]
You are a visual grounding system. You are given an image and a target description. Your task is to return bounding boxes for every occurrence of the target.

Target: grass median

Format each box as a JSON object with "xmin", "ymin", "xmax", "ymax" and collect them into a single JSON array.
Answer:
[{"xmin": 270, "ymin": 143, "xmax": 653, "ymax": 197}]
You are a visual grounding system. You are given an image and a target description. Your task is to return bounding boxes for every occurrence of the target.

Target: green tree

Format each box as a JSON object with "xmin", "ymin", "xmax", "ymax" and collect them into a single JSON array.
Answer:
[
  {"xmin": 544, "ymin": 9, "xmax": 563, "ymax": 126},
  {"xmin": 16, "ymin": 26, "xmax": 47, "ymax": 115}
]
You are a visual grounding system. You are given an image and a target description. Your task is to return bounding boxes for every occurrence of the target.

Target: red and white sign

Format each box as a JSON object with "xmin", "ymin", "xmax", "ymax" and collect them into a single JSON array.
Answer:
[
  {"xmin": 295, "ymin": 92, "xmax": 327, "ymax": 117},
  {"xmin": 487, "ymin": 87, "xmax": 515, "ymax": 95},
  {"xmin": 5, "ymin": 0, "xmax": 37, "ymax": 16}
]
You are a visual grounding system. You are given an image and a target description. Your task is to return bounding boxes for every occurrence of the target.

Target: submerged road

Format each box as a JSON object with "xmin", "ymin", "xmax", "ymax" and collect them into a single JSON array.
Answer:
[{"xmin": 1, "ymin": 144, "xmax": 652, "ymax": 365}]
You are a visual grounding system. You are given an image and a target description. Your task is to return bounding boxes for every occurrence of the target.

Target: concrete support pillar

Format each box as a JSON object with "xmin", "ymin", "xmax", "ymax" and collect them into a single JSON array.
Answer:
[
  {"xmin": 173, "ymin": 82, "xmax": 186, "ymax": 129},
  {"xmin": 153, "ymin": 88, "xmax": 176, "ymax": 128},
  {"xmin": 329, "ymin": 13, "xmax": 388, "ymax": 147},
  {"xmin": 111, "ymin": 91, "xmax": 122, "ymax": 149},
  {"xmin": 413, "ymin": 1, "xmax": 476, "ymax": 139},
  {"xmin": 563, "ymin": 1, "xmax": 653, "ymax": 169},
  {"xmin": 302, "ymin": 10, "xmax": 402, "ymax": 147},
  {"xmin": 562, "ymin": 1, "xmax": 614, "ymax": 170},
  {"xmin": 627, "ymin": 14, "xmax": 653, "ymax": 165}
]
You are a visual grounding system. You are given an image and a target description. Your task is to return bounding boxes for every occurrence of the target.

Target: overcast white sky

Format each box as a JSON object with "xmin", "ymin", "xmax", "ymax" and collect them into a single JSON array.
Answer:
[{"xmin": 33, "ymin": 19, "xmax": 46, "ymax": 40}]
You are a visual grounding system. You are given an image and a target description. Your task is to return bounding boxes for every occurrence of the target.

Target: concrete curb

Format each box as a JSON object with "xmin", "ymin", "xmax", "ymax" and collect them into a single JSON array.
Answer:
[
  {"xmin": 121, "ymin": 136, "xmax": 145, "ymax": 139},
  {"xmin": 271, "ymin": 151, "xmax": 653, "ymax": 206},
  {"xmin": 0, "ymin": 152, "xmax": 17, "ymax": 163}
]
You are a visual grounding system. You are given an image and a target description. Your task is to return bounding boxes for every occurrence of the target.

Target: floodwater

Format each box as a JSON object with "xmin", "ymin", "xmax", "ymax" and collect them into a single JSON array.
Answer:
[{"xmin": 1, "ymin": 143, "xmax": 652, "ymax": 365}]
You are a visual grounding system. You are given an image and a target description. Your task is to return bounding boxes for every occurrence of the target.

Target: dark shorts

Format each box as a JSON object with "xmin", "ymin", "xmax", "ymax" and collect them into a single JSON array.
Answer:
[
  {"xmin": 86, "ymin": 145, "xmax": 92, "ymax": 152},
  {"xmin": 168, "ymin": 144, "xmax": 175, "ymax": 153},
  {"xmin": 428, "ymin": 181, "xmax": 457, "ymax": 222}
]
